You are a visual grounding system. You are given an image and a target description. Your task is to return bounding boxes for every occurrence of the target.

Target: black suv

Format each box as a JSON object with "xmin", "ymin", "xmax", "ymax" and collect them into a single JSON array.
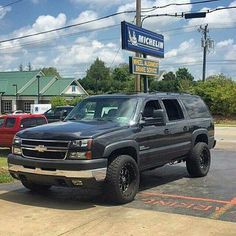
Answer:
[
  {"xmin": 8, "ymin": 93, "xmax": 215, "ymax": 203},
  {"xmin": 44, "ymin": 106, "xmax": 74, "ymax": 123}
]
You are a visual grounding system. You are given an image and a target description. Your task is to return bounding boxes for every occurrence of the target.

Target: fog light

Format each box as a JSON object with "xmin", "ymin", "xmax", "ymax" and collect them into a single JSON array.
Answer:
[
  {"xmin": 72, "ymin": 179, "xmax": 83, "ymax": 186},
  {"xmin": 12, "ymin": 147, "xmax": 22, "ymax": 155}
]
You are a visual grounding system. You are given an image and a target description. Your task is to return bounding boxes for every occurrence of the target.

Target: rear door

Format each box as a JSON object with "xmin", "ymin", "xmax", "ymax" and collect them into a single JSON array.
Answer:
[{"xmin": 160, "ymin": 98, "xmax": 192, "ymax": 161}]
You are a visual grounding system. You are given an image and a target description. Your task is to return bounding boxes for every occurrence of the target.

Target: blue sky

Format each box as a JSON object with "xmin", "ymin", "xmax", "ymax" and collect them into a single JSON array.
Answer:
[{"xmin": 0, "ymin": 0, "xmax": 235, "ymax": 80}]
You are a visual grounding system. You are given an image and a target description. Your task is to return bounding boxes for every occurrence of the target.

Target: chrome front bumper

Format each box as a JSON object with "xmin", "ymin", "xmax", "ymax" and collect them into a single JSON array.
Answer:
[{"xmin": 8, "ymin": 163, "xmax": 107, "ymax": 182}]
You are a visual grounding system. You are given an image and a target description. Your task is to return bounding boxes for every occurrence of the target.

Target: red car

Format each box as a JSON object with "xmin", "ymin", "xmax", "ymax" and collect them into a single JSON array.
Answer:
[{"xmin": 0, "ymin": 114, "xmax": 48, "ymax": 147}]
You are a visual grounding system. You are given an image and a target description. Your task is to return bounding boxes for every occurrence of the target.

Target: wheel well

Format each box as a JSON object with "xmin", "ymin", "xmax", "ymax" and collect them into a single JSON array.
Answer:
[
  {"xmin": 195, "ymin": 134, "xmax": 208, "ymax": 145},
  {"xmin": 109, "ymin": 147, "xmax": 138, "ymax": 163}
]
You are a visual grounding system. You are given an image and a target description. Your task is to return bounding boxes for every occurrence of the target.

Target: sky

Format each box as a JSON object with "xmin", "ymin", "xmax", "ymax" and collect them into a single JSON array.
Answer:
[{"xmin": 0, "ymin": 0, "xmax": 235, "ymax": 80}]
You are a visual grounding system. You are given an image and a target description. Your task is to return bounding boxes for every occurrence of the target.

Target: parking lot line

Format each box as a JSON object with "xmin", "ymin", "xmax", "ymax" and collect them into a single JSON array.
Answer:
[{"xmin": 139, "ymin": 192, "xmax": 236, "ymax": 205}]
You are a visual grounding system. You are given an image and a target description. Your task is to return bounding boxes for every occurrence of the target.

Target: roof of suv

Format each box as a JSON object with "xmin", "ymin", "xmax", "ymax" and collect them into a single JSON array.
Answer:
[{"xmin": 88, "ymin": 92, "xmax": 196, "ymax": 99}]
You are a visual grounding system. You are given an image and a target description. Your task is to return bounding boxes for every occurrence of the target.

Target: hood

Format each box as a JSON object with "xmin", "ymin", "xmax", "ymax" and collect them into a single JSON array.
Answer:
[{"xmin": 17, "ymin": 120, "xmax": 122, "ymax": 140}]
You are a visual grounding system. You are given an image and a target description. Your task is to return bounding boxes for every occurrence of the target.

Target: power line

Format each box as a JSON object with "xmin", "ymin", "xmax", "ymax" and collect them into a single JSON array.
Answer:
[
  {"xmin": 0, "ymin": 0, "xmax": 24, "ymax": 10},
  {"xmin": 0, "ymin": 2, "xmax": 233, "ymax": 44},
  {"xmin": 0, "ymin": 24, "xmax": 120, "ymax": 51},
  {"xmin": 141, "ymin": 6, "xmax": 236, "ymax": 22},
  {"xmin": 151, "ymin": 0, "xmax": 222, "ymax": 9},
  {"xmin": 0, "ymin": 10, "xmax": 136, "ymax": 44}
]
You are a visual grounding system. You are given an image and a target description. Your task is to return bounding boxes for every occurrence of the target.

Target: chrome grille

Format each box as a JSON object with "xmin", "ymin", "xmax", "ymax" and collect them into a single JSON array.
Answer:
[{"xmin": 21, "ymin": 139, "xmax": 70, "ymax": 160}]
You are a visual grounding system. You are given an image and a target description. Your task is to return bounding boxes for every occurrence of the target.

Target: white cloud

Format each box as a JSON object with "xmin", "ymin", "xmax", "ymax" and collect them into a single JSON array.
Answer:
[
  {"xmin": 0, "ymin": 6, "xmax": 11, "ymax": 20},
  {"xmin": 69, "ymin": 10, "xmax": 115, "ymax": 31},
  {"xmin": 216, "ymin": 39, "xmax": 234, "ymax": 48},
  {"xmin": 0, "ymin": 13, "xmax": 66, "ymax": 54},
  {"xmin": 53, "ymin": 37, "xmax": 124, "ymax": 67}
]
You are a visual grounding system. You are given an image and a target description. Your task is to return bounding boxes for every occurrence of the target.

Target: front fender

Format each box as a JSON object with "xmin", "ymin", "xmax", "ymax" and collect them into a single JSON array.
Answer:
[{"xmin": 103, "ymin": 140, "xmax": 139, "ymax": 162}]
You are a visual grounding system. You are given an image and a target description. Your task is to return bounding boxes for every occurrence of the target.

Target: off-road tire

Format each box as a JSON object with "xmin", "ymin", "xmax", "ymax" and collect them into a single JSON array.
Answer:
[
  {"xmin": 105, "ymin": 155, "xmax": 140, "ymax": 204},
  {"xmin": 186, "ymin": 142, "xmax": 211, "ymax": 177},
  {"xmin": 21, "ymin": 180, "xmax": 51, "ymax": 192}
]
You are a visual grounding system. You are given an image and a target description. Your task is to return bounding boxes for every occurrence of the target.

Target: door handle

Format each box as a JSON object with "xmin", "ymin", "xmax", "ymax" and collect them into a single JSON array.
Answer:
[
  {"xmin": 164, "ymin": 129, "xmax": 170, "ymax": 134},
  {"xmin": 183, "ymin": 126, "xmax": 188, "ymax": 132}
]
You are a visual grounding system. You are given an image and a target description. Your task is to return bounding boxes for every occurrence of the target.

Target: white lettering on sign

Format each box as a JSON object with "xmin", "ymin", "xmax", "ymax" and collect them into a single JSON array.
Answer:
[{"xmin": 138, "ymin": 35, "xmax": 164, "ymax": 49}]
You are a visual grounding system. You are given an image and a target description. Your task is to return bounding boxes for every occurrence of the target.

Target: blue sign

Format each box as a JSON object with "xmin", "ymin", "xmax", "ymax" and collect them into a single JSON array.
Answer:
[{"xmin": 121, "ymin": 21, "xmax": 164, "ymax": 58}]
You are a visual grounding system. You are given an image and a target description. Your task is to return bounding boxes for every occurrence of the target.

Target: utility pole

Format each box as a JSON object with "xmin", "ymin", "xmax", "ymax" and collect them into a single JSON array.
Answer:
[
  {"xmin": 135, "ymin": 0, "xmax": 141, "ymax": 92},
  {"xmin": 199, "ymin": 24, "xmax": 214, "ymax": 82}
]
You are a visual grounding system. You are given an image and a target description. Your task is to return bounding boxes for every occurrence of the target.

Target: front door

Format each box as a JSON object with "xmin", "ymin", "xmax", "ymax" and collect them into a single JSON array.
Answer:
[{"xmin": 136, "ymin": 99, "xmax": 169, "ymax": 170}]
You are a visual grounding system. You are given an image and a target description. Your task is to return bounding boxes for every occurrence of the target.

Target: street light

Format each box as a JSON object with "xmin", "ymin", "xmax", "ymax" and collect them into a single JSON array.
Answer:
[
  {"xmin": 36, "ymin": 75, "xmax": 40, "ymax": 104},
  {"xmin": 12, "ymin": 84, "xmax": 18, "ymax": 110}
]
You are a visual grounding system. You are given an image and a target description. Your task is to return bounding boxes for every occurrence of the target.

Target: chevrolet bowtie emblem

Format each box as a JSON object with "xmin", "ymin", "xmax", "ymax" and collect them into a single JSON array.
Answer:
[{"xmin": 35, "ymin": 145, "xmax": 47, "ymax": 152}]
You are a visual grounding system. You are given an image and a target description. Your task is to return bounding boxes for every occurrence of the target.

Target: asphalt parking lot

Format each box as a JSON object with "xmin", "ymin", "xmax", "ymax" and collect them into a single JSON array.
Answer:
[{"xmin": 0, "ymin": 127, "xmax": 235, "ymax": 235}]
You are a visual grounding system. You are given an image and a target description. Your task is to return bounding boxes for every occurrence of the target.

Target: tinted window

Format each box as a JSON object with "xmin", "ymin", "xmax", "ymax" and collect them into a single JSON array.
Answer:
[
  {"xmin": 36, "ymin": 117, "xmax": 47, "ymax": 125},
  {"xmin": 0, "ymin": 118, "xmax": 5, "ymax": 127},
  {"xmin": 45, "ymin": 109, "xmax": 54, "ymax": 116},
  {"xmin": 54, "ymin": 108, "xmax": 63, "ymax": 116},
  {"xmin": 5, "ymin": 118, "xmax": 16, "ymax": 128},
  {"xmin": 143, "ymin": 100, "xmax": 161, "ymax": 118},
  {"xmin": 21, "ymin": 118, "xmax": 37, "ymax": 128},
  {"xmin": 181, "ymin": 96, "xmax": 211, "ymax": 118},
  {"xmin": 162, "ymin": 99, "xmax": 184, "ymax": 121},
  {"xmin": 21, "ymin": 117, "xmax": 47, "ymax": 128}
]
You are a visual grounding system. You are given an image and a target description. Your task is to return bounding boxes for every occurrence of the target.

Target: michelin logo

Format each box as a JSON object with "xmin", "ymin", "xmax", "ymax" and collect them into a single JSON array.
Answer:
[{"xmin": 128, "ymin": 29, "xmax": 164, "ymax": 50}]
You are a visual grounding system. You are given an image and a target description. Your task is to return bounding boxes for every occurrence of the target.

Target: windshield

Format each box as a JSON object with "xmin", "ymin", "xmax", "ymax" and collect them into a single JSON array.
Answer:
[{"xmin": 66, "ymin": 97, "xmax": 138, "ymax": 125}]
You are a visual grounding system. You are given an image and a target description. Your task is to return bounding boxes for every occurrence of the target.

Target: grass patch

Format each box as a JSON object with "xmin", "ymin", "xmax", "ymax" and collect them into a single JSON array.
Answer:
[{"xmin": 0, "ymin": 149, "xmax": 13, "ymax": 183}]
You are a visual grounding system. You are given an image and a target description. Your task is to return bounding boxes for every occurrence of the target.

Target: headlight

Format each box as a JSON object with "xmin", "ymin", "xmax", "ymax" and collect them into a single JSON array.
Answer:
[
  {"xmin": 68, "ymin": 151, "xmax": 92, "ymax": 160},
  {"xmin": 71, "ymin": 139, "xmax": 92, "ymax": 149},
  {"xmin": 12, "ymin": 136, "xmax": 22, "ymax": 155},
  {"xmin": 13, "ymin": 136, "xmax": 21, "ymax": 146}
]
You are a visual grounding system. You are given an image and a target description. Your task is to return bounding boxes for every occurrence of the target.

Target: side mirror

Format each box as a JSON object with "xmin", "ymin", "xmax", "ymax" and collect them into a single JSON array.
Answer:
[
  {"xmin": 140, "ymin": 109, "xmax": 166, "ymax": 126},
  {"xmin": 60, "ymin": 110, "xmax": 68, "ymax": 120}
]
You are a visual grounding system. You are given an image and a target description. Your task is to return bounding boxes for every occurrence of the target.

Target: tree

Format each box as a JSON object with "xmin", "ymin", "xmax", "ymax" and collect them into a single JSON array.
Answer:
[
  {"xmin": 42, "ymin": 67, "xmax": 61, "ymax": 78},
  {"xmin": 111, "ymin": 64, "xmax": 135, "ymax": 92},
  {"xmin": 163, "ymin": 71, "xmax": 176, "ymax": 81},
  {"xmin": 19, "ymin": 64, "xmax": 23, "ymax": 72},
  {"xmin": 50, "ymin": 96, "xmax": 67, "ymax": 108},
  {"xmin": 80, "ymin": 58, "xmax": 111, "ymax": 94},
  {"xmin": 190, "ymin": 74, "xmax": 236, "ymax": 116},
  {"xmin": 176, "ymin": 68, "xmax": 194, "ymax": 81}
]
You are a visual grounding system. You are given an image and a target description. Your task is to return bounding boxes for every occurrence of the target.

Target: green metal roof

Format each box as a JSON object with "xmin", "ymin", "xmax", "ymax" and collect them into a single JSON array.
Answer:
[
  {"xmin": 43, "ymin": 78, "xmax": 75, "ymax": 96},
  {"xmin": 0, "ymin": 71, "xmax": 87, "ymax": 96},
  {"xmin": 20, "ymin": 76, "xmax": 56, "ymax": 96},
  {"xmin": 0, "ymin": 71, "xmax": 41, "ymax": 95}
]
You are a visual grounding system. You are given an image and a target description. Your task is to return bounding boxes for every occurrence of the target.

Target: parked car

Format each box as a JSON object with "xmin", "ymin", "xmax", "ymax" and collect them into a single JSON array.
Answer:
[
  {"xmin": 8, "ymin": 93, "xmax": 216, "ymax": 204},
  {"xmin": 11, "ymin": 110, "xmax": 24, "ymax": 115},
  {"xmin": 44, "ymin": 106, "xmax": 74, "ymax": 123},
  {"xmin": 0, "ymin": 114, "xmax": 47, "ymax": 147}
]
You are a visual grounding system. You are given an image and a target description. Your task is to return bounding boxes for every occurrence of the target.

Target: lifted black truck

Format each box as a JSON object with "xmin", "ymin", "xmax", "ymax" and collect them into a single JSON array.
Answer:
[{"xmin": 8, "ymin": 93, "xmax": 216, "ymax": 204}]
